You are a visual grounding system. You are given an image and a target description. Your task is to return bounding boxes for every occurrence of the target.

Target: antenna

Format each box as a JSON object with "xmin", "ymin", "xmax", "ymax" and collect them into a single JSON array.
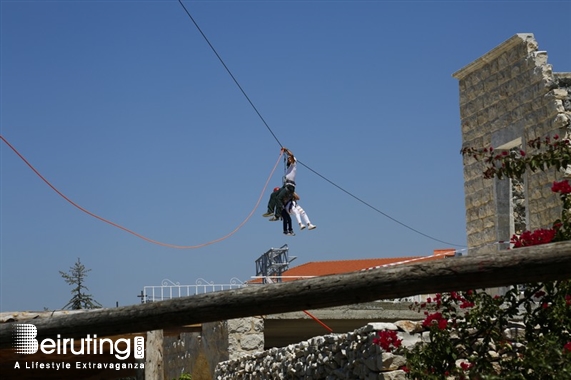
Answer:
[{"xmin": 255, "ymin": 244, "xmax": 296, "ymax": 283}]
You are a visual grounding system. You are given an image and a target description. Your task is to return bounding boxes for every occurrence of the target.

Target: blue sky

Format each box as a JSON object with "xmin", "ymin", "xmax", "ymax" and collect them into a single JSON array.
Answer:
[{"xmin": 1, "ymin": 0, "xmax": 569, "ymax": 312}]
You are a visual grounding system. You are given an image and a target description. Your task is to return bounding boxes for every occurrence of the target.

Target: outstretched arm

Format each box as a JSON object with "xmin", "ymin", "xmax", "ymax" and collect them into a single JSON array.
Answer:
[
  {"xmin": 281, "ymin": 147, "xmax": 294, "ymax": 159},
  {"xmin": 281, "ymin": 148, "xmax": 295, "ymax": 165}
]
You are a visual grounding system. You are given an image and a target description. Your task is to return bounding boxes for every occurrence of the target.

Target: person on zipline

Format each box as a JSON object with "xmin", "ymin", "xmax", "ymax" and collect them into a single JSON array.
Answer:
[
  {"xmin": 262, "ymin": 147, "xmax": 297, "ymax": 220},
  {"xmin": 263, "ymin": 187, "xmax": 295, "ymax": 235}
]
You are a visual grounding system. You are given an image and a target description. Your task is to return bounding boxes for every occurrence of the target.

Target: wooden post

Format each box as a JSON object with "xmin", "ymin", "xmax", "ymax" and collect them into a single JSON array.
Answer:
[
  {"xmin": 145, "ymin": 330, "xmax": 164, "ymax": 380},
  {"xmin": 1, "ymin": 241, "xmax": 570, "ymax": 348}
]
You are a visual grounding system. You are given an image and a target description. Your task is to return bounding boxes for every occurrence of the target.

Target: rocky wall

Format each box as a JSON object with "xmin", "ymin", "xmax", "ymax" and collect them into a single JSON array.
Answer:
[
  {"xmin": 214, "ymin": 321, "xmax": 421, "ymax": 380},
  {"xmin": 214, "ymin": 318, "xmax": 530, "ymax": 380}
]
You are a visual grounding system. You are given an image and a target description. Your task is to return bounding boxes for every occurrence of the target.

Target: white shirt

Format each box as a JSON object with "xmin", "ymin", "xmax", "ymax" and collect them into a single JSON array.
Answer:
[{"xmin": 285, "ymin": 158, "xmax": 297, "ymax": 183}]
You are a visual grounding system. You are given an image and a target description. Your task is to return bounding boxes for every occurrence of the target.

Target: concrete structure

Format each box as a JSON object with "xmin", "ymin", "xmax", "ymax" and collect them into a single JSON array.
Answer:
[
  {"xmin": 453, "ymin": 33, "xmax": 571, "ymax": 255},
  {"xmin": 162, "ymin": 318, "xmax": 264, "ymax": 380}
]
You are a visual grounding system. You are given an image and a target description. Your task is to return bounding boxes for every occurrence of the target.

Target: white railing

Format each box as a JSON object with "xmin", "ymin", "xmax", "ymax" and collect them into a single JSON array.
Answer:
[
  {"xmin": 143, "ymin": 278, "xmax": 426, "ymax": 304},
  {"xmin": 143, "ymin": 278, "xmax": 247, "ymax": 302}
]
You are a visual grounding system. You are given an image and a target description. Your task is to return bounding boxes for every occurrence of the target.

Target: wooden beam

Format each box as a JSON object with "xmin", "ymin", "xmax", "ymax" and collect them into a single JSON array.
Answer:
[{"xmin": 1, "ymin": 241, "xmax": 570, "ymax": 348}]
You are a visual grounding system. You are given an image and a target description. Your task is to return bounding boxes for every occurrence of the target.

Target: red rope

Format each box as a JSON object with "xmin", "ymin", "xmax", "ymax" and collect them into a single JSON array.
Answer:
[
  {"xmin": 303, "ymin": 310, "xmax": 333, "ymax": 333},
  {"xmin": 1, "ymin": 134, "xmax": 283, "ymax": 249}
]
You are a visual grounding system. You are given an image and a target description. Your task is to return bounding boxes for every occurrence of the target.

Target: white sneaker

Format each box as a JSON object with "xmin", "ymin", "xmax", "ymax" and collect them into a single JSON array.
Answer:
[
  {"xmin": 299, "ymin": 223, "xmax": 306, "ymax": 230},
  {"xmin": 308, "ymin": 224, "xmax": 316, "ymax": 230}
]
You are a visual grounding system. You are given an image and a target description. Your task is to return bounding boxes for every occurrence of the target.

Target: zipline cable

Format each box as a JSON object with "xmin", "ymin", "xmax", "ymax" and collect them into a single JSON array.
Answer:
[
  {"xmin": 177, "ymin": 0, "xmax": 282, "ymax": 147},
  {"xmin": 1, "ymin": 134, "xmax": 283, "ymax": 249},
  {"xmin": 298, "ymin": 160, "xmax": 464, "ymax": 247},
  {"xmin": 177, "ymin": 1, "xmax": 465, "ymax": 248}
]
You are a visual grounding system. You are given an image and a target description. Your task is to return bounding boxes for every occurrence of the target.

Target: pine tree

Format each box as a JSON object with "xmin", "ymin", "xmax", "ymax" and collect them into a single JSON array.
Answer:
[{"xmin": 59, "ymin": 258, "xmax": 102, "ymax": 309}]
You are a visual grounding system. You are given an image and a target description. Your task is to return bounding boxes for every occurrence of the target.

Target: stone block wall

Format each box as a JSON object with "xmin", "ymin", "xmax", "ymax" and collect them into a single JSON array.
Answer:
[
  {"xmin": 227, "ymin": 317, "xmax": 265, "ymax": 360},
  {"xmin": 453, "ymin": 33, "xmax": 571, "ymax": 255}
]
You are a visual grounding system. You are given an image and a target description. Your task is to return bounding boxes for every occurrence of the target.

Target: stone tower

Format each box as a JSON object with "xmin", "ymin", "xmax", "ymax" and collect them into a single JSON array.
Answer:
[{"xmin": 453, "ymin": 33, "xmax": 571, "ymax": 255}]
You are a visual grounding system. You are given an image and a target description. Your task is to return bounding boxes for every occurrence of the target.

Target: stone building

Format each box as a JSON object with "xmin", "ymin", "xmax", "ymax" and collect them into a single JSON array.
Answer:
[{"xmin": 453, "ymin": 33, "xmax": 571, "ymax": 255}]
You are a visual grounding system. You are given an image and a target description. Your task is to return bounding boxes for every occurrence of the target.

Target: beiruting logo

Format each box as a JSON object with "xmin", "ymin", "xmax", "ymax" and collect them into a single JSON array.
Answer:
[{"xmin": 13, "ymin": 324, "xmax": 144, "ymax": 361}]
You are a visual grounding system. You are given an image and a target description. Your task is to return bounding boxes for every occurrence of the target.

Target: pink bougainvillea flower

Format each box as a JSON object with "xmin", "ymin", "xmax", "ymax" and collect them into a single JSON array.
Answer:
[
  {"xmin": 551, "ymin": 180, "xmax": 571, "ymax": 194},
  {"xmin": 434, "ymin": 293, "xmax": 443, "ymax": 308},
  {"xmin": 511, "ymin": 228, "xmax": 557, "ymax": 248},
  {"xmin": 437, "ymin": 319, "xmax": 448, "ymax": 330},
  {"xmin": 460, "ymin": 361, "xmax": 473, "ymax": 370},
  {"xmin": 373, "ymin": 330, "xmax": 402, "ymax": 352},
  {"xmin": 423, "ymin": 312, "xmax": 448, "ymax": 331},
  {"xmin": 422, "ymin": 312, "xmax": 442, "ymax": 327},
  {"xmin": 460, "ymin": 300, "xmax": 475, "ymax": 309}
]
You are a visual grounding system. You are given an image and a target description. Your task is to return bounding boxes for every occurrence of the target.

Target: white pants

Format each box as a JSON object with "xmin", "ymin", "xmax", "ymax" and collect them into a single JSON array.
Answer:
[{"xmin": 289, "ymin": 204, "xmax": 311, "ymax": 225}]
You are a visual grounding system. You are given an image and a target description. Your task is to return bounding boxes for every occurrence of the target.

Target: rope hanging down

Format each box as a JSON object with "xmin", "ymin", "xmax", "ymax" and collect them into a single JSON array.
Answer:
[{"xmin": 1, "ymin": 134, "xmax": 283, "ymax": 249}]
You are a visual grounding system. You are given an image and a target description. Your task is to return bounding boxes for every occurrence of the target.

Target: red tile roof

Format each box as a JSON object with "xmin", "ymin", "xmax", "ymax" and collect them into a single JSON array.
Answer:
[
  {"xmin": 284, "ymin": 257, "xmax": 419, "ymax": 277},
  {"xmin": 251, "ymin": 249, "xmax": 456, "ymax": 283}
]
